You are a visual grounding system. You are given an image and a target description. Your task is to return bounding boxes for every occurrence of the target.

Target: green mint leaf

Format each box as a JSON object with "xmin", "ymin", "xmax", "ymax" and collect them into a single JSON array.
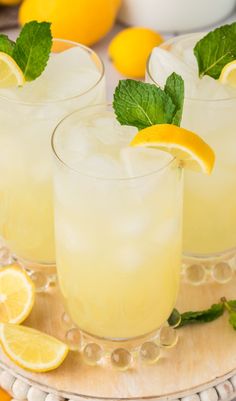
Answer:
[
  {"xmin": 164, "ymin": 73, "xmax": 184, "ymax": 127},
  {"xmin": 227, "ymin": 300, "xmax": 236, "ymax": 312},
  {"xmin": 229, "ymin": 311, "xmax": 236, "ymax": 330},
  {"xmin": 179, "ymin": 303, "xmax": 224, "ymax": 327},
  {"xmin": 13, "ymin": 21, "xmax": 52, "ymax": 82},
  {"xmin": 113, "ymin": 79, "xmax": 178, "ymax": 130},
  {"xmin": 168, "ymin": 308, "xmax": 181, "ymax": 327},
  {"xmin": 221, "ymin": 299, "xmax": 236, "ymax": 330},
  {"xmin": 194, "ymin": 22, "xmax": 236, "ymax": 79},
  {"xmin": 0, "ymin": 34, "xmax": 15, "ymax": 56}
]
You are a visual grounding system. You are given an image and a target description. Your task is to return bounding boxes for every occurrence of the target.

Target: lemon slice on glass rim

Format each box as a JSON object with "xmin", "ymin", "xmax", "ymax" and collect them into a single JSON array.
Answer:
[
  {"xmin": 130, "ymin": 124, "xmax": 215, "ymax": 174},
  {"xmin": 0, "ymin": 323, "xmax": 69, "ymax": 372},
  {"xmin": 0, "ymin": 52, "xmax": 25, "ymax": 88},
  {"xmin": 219, "ymin": 60, "xmax": 236, "ymax": 87}
]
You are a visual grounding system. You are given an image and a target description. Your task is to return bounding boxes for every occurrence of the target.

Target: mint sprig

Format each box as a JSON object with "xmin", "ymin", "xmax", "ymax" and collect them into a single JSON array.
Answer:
[
  {"xmin": 113, "ymin": 73, "xmax": 184, "ymax": 129},
  {"xmin": 194, "ymin": 22, "xmax": 236, "ymax": 79},
  {"xmin": 177, "ymin": 303, "xmax": 224, "ymax": 327},
  {"xmin": 0, "ymin": 35, "xmax": 15, "ymax": 56},
  {"xmin": 0, "ymin": 21, "xmax": 52, "ymax": 83},
  {"xmin": 164, "ymin": 73, "xmax": 184, "ymax": 126},
  {"xmin": 13, "ymin": 21, "xmax": 52, "ymax": 82},
  {"xmin": 171, "ymin": 297, "xmax": 236, "ymax": 330}
]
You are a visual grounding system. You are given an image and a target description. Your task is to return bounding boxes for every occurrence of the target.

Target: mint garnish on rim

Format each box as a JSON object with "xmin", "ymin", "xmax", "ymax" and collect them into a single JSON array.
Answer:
[
  {"xmin": 194, "ymin": 22, "xmax": 236, "ymax": 79},
  {"xmin": 0, "ymin": 35, "xmax": 15, "ymax": 57},
  {"xmin": 113, "ymin": 72, "xmax": 184, "ymax": 129},
  {"xmin": 0, "ymin": 21, "xmax": 52, "ymax": 83},
  {"xmin": 13, "ymin": 21, "xmax": 52, "ymax": 82}
]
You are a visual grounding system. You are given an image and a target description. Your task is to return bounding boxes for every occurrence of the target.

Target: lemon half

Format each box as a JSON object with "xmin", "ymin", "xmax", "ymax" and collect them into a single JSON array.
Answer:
[{"xmin": 0, "ymin": 266, "xmax": 35, "ymax": 324}]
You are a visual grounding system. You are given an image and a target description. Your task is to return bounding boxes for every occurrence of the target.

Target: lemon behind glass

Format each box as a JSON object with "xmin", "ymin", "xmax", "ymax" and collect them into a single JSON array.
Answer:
[
  {"xmin": 109, "ymin": 27, "xmax": 163, "ymax": 78},
  {"xmin": 19, "ymin": 0, "xmax": 121, "ymax": 46},
  {"xmin": 0, "ymin": 0, "xmax": 21, "ymax": 4}
]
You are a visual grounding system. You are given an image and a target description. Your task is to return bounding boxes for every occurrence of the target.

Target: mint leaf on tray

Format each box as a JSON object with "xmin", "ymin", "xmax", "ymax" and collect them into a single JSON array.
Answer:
[
  {"xmin": 13, "ymin": 21, "xmax": 52, "ymax": 82},
  {"xmin": 194, "ymin": 22, "xmax": 236, "ymax": 79},
  {"xmin": 174, "ymin": 298, "xmax": 236, "ymax": 330},
  {"xmin": 179, "ymin": 303, "xmax": 224, "ymax": 327},
  {"xmin": 113, "ymin": 73, "xmax": 184, "ymax": 130},
  {"xmin": 222, "ymin": 299, "xmax": 236, "ymax": 330},
  {"xmin": 0, "ymin": 34, "xmax": 15, "ymax": 56},
  {"xmin": 229, "ymin": 312, "xmax": 236, "ymax": 330}
]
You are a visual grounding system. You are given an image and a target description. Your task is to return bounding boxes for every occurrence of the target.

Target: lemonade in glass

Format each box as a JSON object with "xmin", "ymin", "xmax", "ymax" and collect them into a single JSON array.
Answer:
[
  {"xmin": 0, "ymin": 39, "xmax": 105, "ymax": 287},
  {"xmin": 52, "ymin": 104, "xmax": 183, "ymax": 340},
  {"xmin": 147, "ymin": 31, "xmax": 236, "ymax": 281}
]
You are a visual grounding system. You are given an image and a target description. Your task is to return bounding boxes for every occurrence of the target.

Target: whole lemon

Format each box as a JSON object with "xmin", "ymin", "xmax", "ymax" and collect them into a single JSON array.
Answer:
[
  {"xmin": 0, "ymin": 0, "xmax": 21, "ymax": 4},
  {"xmin": 19, "ymin": 0, "xmax": 121, "ymax": 46},
  {"xmin": 109, "ymin": 27, "xmax": 163, "ymax": 78}
]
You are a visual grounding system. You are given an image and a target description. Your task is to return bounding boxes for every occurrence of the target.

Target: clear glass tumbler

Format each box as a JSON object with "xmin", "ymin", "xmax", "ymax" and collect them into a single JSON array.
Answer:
[
  {"xmin": 146, "ymin": 33, "xmax": 236, "ymax": 284},
  {"xmin": 52, "ymin": 104, "xmax": 183, "ymax": 366},
  {"xmin": 0, "ymin": 40, "xmax": 105, "ymax": 290}
]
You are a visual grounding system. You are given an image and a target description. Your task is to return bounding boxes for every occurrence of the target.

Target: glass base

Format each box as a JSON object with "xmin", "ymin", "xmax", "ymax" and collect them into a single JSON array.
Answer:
[
  {"xmin": 182, "ymin": 248, "xmax": 236, "ymax": 285},
  {"xmin": 0, "ymin": 243, "xmax": 56, "ymax": 293},
  {"xmin": 0, "ymin": 244, "xmax": 13, "ymax": 266},
  {"xmin": 61, "ymin": 312, "xmax": 180, "ymax": 370},
  {"xmin": 17, "ymin": 258, "xmax": 56, "ymax": 293}
]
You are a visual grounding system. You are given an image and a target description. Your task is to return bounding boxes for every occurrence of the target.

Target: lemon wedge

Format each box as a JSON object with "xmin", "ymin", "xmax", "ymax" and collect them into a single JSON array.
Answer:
[
  {"xmin": 0, "ymin": 52, "xmax": 25, "ymax": 88},
  {"xmin": 219, "ymin": 60, "xmax": 236, "ymax": 87},
  {"xmin": 0, "ymin": 266, "xmax": 35, "ymax": 324},
  {"xmin": 130, "ymin": 124, "xmax": 215, "ymax": 174},
  {"xmin": 0, "ymin": 323, "xmax": 69, "ymax": 372}
]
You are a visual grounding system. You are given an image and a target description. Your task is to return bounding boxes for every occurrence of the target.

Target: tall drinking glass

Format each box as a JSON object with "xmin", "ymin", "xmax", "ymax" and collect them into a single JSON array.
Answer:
[
  {"xmin": 147, "ymin": 33, "xmax": 236, "ymax": 284},
  {"xmin": 0, "ymin": 40, "xmax": 105, "ymax": 290},
  {"xmin": 52, "ymin": 104, "xmax": 183, "ymax": 366}
]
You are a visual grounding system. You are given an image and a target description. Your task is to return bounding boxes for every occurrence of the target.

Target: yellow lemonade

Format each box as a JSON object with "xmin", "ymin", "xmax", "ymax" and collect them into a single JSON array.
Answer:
[
  {"xmin": 53, "ymin": 106, "xmax": 183, "ymax": 339},
  {"xmin": 0, "ymin": 41, "xmax": 105, "ymax": 266},
  {"xmin": 147, "ymin": 33, "xmax": 236, "ymax": 257}
]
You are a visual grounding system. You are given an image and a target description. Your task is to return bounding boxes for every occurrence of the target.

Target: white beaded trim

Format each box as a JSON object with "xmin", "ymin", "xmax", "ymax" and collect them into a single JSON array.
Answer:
[{"xmin": 1, "ymin": 363, "xmax": 236, "ymax": 401}]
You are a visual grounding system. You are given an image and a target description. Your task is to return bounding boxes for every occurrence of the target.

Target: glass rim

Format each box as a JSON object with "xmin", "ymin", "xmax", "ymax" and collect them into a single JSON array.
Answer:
[
  {"xmin": 0, "ymin": 38, "xmax": 105, "ymax": 106},
  {"xmin": 51, "ymin": 103, "xmax": 177, "ymax": 182},
  {"xmin": 146, "ymin": 31, "xmax": 236, "ymax": 103}
]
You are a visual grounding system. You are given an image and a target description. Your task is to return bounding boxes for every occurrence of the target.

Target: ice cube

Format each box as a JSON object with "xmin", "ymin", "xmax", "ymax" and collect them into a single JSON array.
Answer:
[
  {"xmin": 95, "ymin": 126, "xmax": 120, "ymax": 145},
  {"xmin": 51, "ymin": 46, "xmax": 97, "ymax": 71},
  {"xmin": 115, "ymin": 214, "xmax": 151, "ymax": 236},
  {"xmin": 148, "ymin": 47, "xmax": 196, "ymax": 93},
  {"xmin": 0, "ymin": 47, "xmax": 102, "ymax": 103},
  {"xmin": 120, "ymin": 147, "xmax": 172, "ymax": 178},
  {"xmin": 56, "ymin": 218, "xmax": 90, "ymax": 252},
  {"xmin": 42, "ymin": 47, "xmax": 102, "ymax": 99},
  {"xmin": 94, "ymin": 124, "xmax": 136, "ymax": 146},
  {"xmin": 154, "ymin": 219, "xmax": 178, "ymax": 245},
  {"xmin": 117, "ymin": 247, "xmax": 145, "ymax": 271},
  {"xmin": 67, "ymin": 126, "xmax": 96, "ymax": 157},
  {"xmin": 171, "ymin": 33, "xmax": 203, "ymax": 66},
  {"xmin": 80, "ymin": 154, "xmax": 122, "ymax": 178}
]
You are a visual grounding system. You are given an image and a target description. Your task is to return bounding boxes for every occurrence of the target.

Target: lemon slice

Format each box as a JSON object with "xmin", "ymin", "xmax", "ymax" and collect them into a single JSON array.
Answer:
[
  {"xmin": 219, "ymin": 60, "xmax": 236, "ymax": 87},
  {"xmin": 0, "ymin": 323, "xmax": 69, "ymax": 372},
  {"xmin": 0, "ymin": 266, "xmax": 35, "ymax": 324},
  {"xmin": 0, "ymin": 52, "xmax": 25, "ymax": 88},
  {"xmin": 130, "ymin": 124, "xmax": 215, "ymax": 174},
  {"xmin": 0, "ymin": 388, "xmax": 11, "ymax": 401}
]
